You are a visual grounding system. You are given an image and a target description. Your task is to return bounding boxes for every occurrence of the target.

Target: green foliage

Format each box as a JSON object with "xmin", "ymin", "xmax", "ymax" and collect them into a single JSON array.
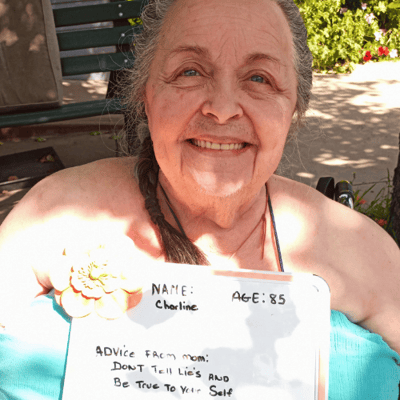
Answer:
[
  {"xmin": 126, "ymin": 0, "xmax": 143, "ymax": 27},
  {"xmin": 124, "ymin": 0, "xmax": 399, "ymax": 73},
  {"xmin": 128, "ymin": 16, "xmax": 143, "ymax": 27},
  {"xmin": 351, "ymin": 171, "xmax": 398, "ymax": 244},
  {"xmin": 294, "ymin": 0, "xmax": 400, "ymax": 73}
]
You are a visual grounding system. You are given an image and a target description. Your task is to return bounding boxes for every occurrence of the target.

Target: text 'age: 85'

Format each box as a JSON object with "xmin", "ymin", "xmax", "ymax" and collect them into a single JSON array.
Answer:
[{"xmin": 232, "ymin": 291, "xmax": 286, "ymax": 305}]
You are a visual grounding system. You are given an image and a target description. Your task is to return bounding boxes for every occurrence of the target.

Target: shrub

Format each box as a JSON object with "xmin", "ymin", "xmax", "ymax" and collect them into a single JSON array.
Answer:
[{"xmin": 293, "ymin": 0, "xmax": 400, "ymax": 73}]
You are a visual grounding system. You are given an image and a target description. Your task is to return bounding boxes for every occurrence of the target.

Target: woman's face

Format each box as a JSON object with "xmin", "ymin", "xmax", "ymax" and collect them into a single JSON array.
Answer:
[{"xmin": 144, "ymin": 0, "xmax": 297, "ymax": 199}]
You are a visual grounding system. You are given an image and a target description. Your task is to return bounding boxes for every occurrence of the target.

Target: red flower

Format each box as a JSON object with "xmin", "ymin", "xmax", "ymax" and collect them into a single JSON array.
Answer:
[
  {"xmin": 378, "ymin": 46, "xmax": 389, "ymax": 56},
  {"xmin": 377, "ymin": 219, "xmax": 386, "ymax": 227},
  {"xmin": 356, "ymin": 196, "xmax": 367, "ymax": 205},
  {"xmin": 363, "ymin": 51, "xmax": 372, "ymax": 61}
]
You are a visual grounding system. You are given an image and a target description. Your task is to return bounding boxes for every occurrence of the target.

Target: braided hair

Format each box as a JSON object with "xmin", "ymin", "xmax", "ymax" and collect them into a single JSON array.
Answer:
[{"xmin": 135, "ymin": 135, "xmax": 210, "ymax": 265}]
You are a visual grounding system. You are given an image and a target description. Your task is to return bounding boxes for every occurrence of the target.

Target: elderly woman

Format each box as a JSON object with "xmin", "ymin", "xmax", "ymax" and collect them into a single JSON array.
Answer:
[{"xmin": 1, "ymin": 0, "xmax": 399, "ymax": 398}]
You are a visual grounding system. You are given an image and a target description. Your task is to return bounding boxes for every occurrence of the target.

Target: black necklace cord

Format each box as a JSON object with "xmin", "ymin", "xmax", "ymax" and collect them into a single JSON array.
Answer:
[
  {"xmin": 267, "ymin": 194, "xmax": 285, "ymax": 273},
  {"xmin": 159, "ymin": 183, "xmax": 187, "ymax": 238}
]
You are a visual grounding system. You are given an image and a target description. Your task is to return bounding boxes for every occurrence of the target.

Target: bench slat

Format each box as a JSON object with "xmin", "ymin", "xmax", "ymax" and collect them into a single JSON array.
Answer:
[
  {"xmin": 53, "ymin": 1, "xmax": 142, "ymax": 27},
  {"xmin": 61, "ymin": 53, "xmax": 135, "ymax": 76},
  {"xmin": 0, "ymin": 99, "xmax": 125, "ymax": 128},
  {"xmin": 57, "ymin": 26, "xmax": 141, "ymax": 51}
]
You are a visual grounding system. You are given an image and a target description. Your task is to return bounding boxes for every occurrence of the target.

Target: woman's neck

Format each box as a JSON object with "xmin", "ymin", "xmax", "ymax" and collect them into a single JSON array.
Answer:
[{"xmin": 157, "ymin": 172, "xmax": 268, "ymax": 257}]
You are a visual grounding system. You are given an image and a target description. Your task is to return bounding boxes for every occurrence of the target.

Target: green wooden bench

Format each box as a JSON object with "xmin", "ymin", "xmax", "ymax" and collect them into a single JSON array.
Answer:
[{"xmin": 0, "ymin": 0, "xmax": 143, "ymax": 129}]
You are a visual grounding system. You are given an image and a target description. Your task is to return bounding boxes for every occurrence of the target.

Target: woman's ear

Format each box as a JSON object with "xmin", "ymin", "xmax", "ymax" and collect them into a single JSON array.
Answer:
[{"xmin": 143, "ymin": 94, "xmax": 150, "ymax": 123}]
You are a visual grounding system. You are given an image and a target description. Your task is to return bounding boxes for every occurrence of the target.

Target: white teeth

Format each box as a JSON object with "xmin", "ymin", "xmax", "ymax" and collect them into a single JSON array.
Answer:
[{"xmin": 192, "ymin": 140, "xmax": 245, "ymax": 150}]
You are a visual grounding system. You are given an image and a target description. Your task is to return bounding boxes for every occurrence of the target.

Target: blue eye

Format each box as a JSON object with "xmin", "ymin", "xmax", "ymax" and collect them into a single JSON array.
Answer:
[
  {"xmin": 250, "ymin": 75, "xmax": 266, "ymax": 83},
  {"xmin": 182, "ymin": 69, "xmax": 200, "ymax": 77}
]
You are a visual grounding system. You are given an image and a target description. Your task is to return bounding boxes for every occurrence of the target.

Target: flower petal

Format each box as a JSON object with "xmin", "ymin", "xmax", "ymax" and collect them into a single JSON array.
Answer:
[
  {"xmin": 101, "ymin": 275, "xmax": 121, "ymax": 294},
  {"xmin": 61, "ymin": 287, "xmax": 95, "ymax": 318},
  {"xmin": 54, "ymin": 290, "xmax": 63, "ymax": 306},
  {"xmin": 49, "ymin": 257, "xmax": 72, "ymax": 292},
  {"xmin": 95, "ymin": 289, "xmax": 129, "ymax": 319},
  {"xmin": 70, "ymin": 272, "xmax": 86, "ymax": 293},
  {"xmin": 81, "ymin": 285, "xmax": 104, "ymax": 299},
  {"xmin": 127, "ymin": 291, "xmax": 143, "ymax": 311}
]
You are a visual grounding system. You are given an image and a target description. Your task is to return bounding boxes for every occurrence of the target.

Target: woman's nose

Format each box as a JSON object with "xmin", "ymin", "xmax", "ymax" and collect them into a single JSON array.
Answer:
[{"xmin": 201, "ymin": 80, "xmax": 243, "ymax": 124}]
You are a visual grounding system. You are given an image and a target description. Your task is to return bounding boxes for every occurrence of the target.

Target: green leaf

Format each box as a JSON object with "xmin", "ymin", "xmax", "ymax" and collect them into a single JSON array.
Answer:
[{"xmin": 89, "ymin": 131, "xmax": 102, "ymax": 136}]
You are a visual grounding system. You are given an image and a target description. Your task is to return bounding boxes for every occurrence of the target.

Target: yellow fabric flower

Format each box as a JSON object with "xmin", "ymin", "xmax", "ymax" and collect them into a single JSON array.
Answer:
[{"xmin": 49, "ymin": 244, "xmax": 142, "ymax": 319}]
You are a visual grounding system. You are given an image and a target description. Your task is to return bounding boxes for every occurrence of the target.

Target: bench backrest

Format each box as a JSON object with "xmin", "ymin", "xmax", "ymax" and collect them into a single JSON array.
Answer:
[{"xmin": 54, "ymin": 0, "xmax": 144, "ymax": 77}]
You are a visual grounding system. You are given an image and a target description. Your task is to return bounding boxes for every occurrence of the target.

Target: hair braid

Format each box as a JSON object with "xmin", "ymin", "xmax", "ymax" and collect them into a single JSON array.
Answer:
[{"xmin": 135, "ymin": 136, "xmax": 210, "ymax": 265}]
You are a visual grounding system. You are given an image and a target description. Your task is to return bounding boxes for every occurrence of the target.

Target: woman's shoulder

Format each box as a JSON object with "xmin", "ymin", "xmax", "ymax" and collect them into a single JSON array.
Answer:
[
  {"xmin": 0, "ymin": 156, "xmax": 160, "ymax": 258},
  {"xmin": 1, "ymin": 156, "xmax": 145, "ymax": 231},
  {"xmin": 268, "ymin": 175, "xmax": 400, "ymax": 328},
  {"xmin": 268, "ymin": 174, "xmax": 397, "ymax": 257},
  {"xmin": 268, "ymin": 174, "xmax": 399, "ymax": 275}
]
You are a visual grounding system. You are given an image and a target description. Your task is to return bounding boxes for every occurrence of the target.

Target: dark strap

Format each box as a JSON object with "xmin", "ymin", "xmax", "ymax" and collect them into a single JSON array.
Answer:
[
  {"xmin": 267, "ymin": 193, "xmax": 285, "ymax": 273},
  {"xmin": 316, "ymin": 177, "xmax": 335, "ymax": 200},
  {"xmin": 159, "ymin": 184, "xmax": 187, "ymax": 238}
]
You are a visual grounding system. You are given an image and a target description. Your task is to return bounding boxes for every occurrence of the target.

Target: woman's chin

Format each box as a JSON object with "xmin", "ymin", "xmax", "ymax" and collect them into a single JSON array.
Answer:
[{"xmin": 190, "ymin": 171, "xmax": 248, "ymax": 198}]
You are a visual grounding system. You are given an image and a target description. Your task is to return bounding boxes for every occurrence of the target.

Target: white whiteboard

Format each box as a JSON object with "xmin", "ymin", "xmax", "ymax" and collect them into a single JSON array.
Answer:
[{"xmin": 62, "ymin": 263, "xmax": 331, "ymax": 400}]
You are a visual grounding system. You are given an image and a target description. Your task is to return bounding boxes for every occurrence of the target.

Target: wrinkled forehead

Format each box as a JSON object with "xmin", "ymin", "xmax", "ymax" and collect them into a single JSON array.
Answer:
[{"xmin": 156, "ymin": 0, "xmax": 294, "ymax": 69}]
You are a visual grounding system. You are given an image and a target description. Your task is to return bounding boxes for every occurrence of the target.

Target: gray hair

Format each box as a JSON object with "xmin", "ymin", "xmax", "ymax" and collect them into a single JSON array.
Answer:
[{"xmin": 118, "ymin": 0, "xmax": 313, "ymax": 155}]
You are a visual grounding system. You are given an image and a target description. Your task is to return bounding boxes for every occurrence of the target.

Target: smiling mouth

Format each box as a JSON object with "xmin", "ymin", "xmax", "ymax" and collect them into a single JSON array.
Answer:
[{"xmin": 189, "ymin": 139, "xmax": 247, "ymax": 150}]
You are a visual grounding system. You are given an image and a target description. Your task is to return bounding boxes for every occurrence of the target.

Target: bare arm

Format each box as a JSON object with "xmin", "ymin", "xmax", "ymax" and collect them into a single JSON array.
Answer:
[
  {"xmin": 355, "ymin": 216, "xmax": 400, "ymax": 355},
  {"xmin": 315, "ymin": 189, "xmax": 400, "ymax": 354},
  {"xmin": 0, "ymin": 176, "xmax": 56, "ymax": 327}
]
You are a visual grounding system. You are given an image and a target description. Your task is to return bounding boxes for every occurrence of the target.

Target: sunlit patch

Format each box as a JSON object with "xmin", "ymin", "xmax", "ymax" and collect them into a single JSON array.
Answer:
[
  {"xmin": 28, "ymin": 34, "xmax": 44, "ymax": 52},
  {"xmin": 380, "ymin": 144, "xmax": 397, "ymax": 150},
  {"xmin": 0, "ymin": 28, "xmax": 18, "ymax": 46},
  {"xmin": 296, "ymin": 172, "xmax": 315, "ymax": 179},
  {"xmin": 277, "ymin": 213, "xmax": 304, "ymax": 247}
]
